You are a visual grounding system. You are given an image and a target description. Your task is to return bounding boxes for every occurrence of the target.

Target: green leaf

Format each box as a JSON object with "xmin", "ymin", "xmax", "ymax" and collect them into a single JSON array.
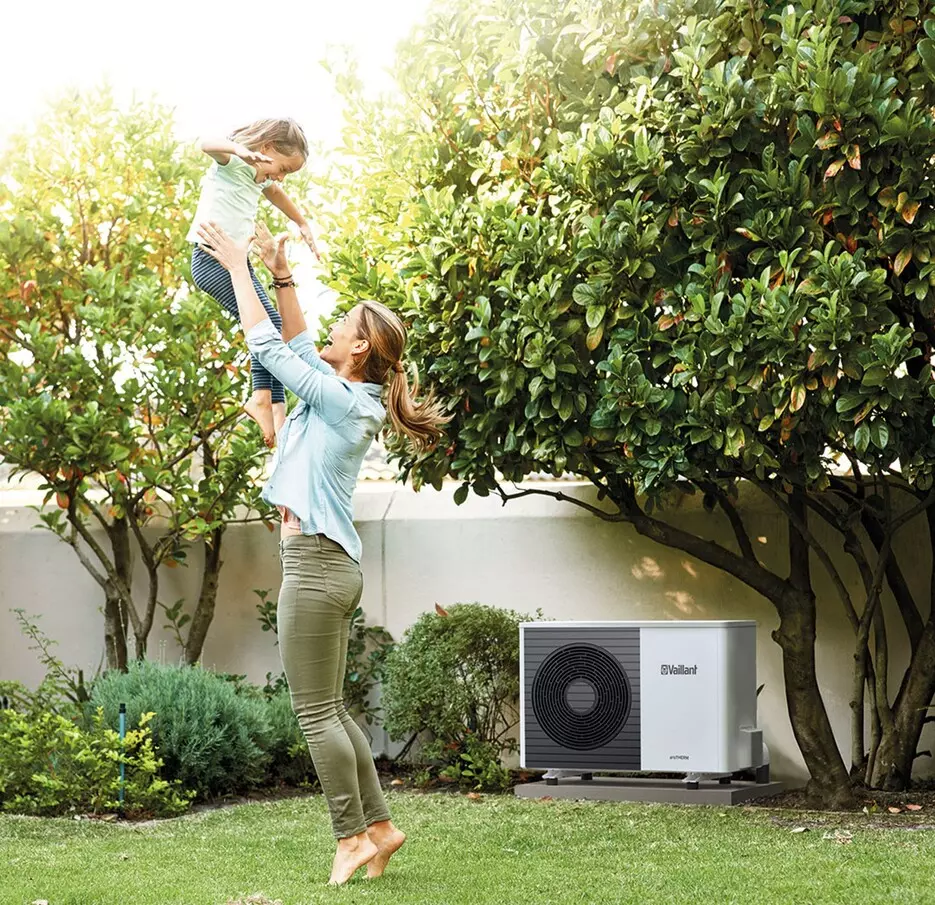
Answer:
[
  {"xmin": 453, "ymin": 483, "xmax": 469, "ymax": 506},
  {"xmin": 836, "ymin": 394, "xmax": 865, "ymax": 414},
  {"xmin": 918, "ymin": 38, "xmax": 935, "ymax": 77},
  {"xmin": 854, "ymin": 423, "xmax": 871, "ymax": 454}
]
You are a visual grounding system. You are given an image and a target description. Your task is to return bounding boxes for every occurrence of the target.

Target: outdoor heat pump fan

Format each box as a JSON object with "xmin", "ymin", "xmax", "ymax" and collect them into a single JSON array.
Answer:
[{"xmin": 520, "ymin": 621, "xmax": 768, "ymax": 781}]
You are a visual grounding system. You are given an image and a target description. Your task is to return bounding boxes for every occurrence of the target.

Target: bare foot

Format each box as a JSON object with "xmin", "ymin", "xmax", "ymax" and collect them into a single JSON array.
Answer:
[
  {"xmin": 366, "ymin": 821, "xmax": 407, "ymax": 879},
  {"xmin": 328, "ymin": 833, "xmax": 378, "ymax": 886},
  {"xmin": 272, "ymin": 401, "xmax": 286, "ymax": 437},
  {"xmin": 243, "ymin": 395, "xmax": 275, "ymax": 448}
]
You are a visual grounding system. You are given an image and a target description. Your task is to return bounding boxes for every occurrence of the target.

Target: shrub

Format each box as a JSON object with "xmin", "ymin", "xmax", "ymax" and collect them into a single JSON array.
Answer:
[
  {"xmin": 90, "ymin": 661, "xmax": 273, "ymax": 799},
  {"xmin": 0, "ymin": 707, "xmax": 191, "ymax": 818},
  {"xmin": 382, "ymin": 603, "xmax": 530, "ymax": 790},
  {"xmin": 264, "ymin": 689, "xmax": 315, "ymax": 787}
]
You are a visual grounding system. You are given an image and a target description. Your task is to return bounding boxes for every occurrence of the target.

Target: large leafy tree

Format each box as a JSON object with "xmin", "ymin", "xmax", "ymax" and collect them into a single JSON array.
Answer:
[
  {"xmin": 0, "ymin": 88, "xmax": 270, "ymax": 669},
  {"xmin": 318, "ymin": 0, "xmax": 935, "ymax": 805}
]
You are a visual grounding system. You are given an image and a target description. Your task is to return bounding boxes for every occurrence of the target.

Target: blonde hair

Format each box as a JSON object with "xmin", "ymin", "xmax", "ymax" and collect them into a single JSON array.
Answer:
[
  {"xmin": 354, "ymin": 300, "xmax": 451, "ymax": 452},
  {"xmin": 229, "ymin": 118, "xmax": 308, "ymax": 160}
]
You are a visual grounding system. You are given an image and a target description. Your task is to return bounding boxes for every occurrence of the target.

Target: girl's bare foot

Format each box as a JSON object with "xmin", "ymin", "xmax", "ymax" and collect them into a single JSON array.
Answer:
[
  {"xmin": 272, "ymin": 401, "xmax": 286, "ymax": 437},
  {"xmin": 328, "ymin": 833, "xmax": 378, "ymax": 886},
  {"xmin": 366, "ymin": 821, "xmax": 406, "ymax": 879},
  {"xmin": 243, "ymin": 395, "xmax": 275, "ymax": 447}
]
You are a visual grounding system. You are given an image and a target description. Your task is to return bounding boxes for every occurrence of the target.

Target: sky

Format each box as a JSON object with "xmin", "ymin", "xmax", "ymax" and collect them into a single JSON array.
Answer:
[
  {"xmin": 1, "ymin": 0, "xmax": 435, "ymax": 147},
  {"xmin": 0, "ymin": 0, "xmax": 437, "ymax": 329}
]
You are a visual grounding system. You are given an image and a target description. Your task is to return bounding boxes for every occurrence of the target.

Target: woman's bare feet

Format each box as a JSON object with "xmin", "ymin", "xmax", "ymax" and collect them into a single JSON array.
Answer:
[
  {"xmin": 365, "ymin": 821, "xmax": 407, "ymax": 879},
  {"xmin": 328, "ymin": 833, "xmax": 378, "ymax": 886},
  {"xmin": 243, "ymin": 393, "xmax": 275, "ymax": 447}
]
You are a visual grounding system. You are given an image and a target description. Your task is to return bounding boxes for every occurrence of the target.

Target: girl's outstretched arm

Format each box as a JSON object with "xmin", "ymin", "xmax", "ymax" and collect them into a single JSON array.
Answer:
[
  {"xmin": 263, "ymin": 184, "xmax": 322, "ymax": 261},
  {"xmin": 198, "ymin": 137, "xmax": 272, "ymax": 167}
]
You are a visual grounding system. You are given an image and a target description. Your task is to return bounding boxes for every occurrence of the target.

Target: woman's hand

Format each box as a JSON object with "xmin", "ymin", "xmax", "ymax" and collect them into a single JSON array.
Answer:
[
  {"xmin": 196, "ymin": 222, "xmax": 251, "ymax": 273},
  {"xmin": 254, "ymin": 222, "xmax": 291, "ymax": 277}
]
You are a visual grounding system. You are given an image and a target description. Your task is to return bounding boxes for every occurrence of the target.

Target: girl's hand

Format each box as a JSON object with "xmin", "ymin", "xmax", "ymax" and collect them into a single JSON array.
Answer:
[
  {"xmin": 233, "ymin": 143, "xmax": 273, "ymax": 166},
  {"xmin": 254, "ymin": 222, "xmax": 290, "ymax": 276},
  {"xmin": 196, "ymin": 222, "xmax": 251, "ymax": 273},
  {"xmin": 299, "ymin": 223, "xmax": 322, "ymax": 262}
]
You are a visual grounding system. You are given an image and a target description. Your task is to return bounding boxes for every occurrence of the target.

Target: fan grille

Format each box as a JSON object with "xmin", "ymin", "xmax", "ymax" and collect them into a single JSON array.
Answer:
[{"xmin": 531, "ymin": 642, "xmax": 631, "ymax": 750}]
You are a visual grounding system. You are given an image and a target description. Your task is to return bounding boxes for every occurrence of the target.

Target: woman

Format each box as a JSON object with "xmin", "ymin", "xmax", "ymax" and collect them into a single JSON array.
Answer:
[{"xmin": 196, "ymin": 219, "xmax": 449, "ymax": 885}]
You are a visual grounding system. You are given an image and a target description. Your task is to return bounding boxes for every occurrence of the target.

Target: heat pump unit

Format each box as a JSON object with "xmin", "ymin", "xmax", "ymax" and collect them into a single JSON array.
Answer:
[{"xmin": 520, "ymin": 621, "xmax": 765, "ymax": 776}]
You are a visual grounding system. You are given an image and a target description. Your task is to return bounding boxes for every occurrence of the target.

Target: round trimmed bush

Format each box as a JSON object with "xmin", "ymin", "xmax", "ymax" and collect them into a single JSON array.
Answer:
[
  {"xmin": 90, "ymin": 661, "xmax": 273, "ymax": 799},
  {"xmin": 382, "ymin": 602, "xmax": 529, "ymax": 752}
]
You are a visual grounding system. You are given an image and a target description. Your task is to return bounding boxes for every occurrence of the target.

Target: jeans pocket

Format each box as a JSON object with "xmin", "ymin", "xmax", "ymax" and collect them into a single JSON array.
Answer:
[{"xmin": 324, "ymin": 557, "xmax": 362, "ymax": 610}]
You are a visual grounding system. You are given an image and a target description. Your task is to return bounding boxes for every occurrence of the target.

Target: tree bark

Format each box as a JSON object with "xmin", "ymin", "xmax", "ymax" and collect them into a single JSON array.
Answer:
[
  {"xmin": 776, "ymin": 491, "xmax": 855, "ymax": 808},
  {"xmin": 872, "ymin": 620, "xmax": 935, "ymax": 789},
  {"xmin": 183, "ymin": 526, "xmax": 225, "ymax": 665},
  {"xmin": 103, "ymin": 592, "xmax": 128, "ymax": 671}
]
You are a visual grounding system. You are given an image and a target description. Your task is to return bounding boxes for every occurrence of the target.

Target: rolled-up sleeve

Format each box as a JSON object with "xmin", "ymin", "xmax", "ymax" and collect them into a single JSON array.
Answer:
[
  {"xmin": 286, "ymin": 331, "xmax": 335, "ymax": 375},
  {"xmin": 246, "ymin": 319, "xmax": 354, "ymax": 423}
]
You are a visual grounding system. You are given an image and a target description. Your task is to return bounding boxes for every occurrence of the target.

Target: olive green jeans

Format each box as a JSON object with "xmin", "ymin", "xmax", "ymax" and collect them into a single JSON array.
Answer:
[{"xmin": 277, "ymin": 534, "xmax": 391, "ymax": 839}]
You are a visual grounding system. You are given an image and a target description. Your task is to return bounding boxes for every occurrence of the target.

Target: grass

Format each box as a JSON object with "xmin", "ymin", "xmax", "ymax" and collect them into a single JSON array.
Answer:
[{"xmin": 1, "ymin": 791, "xmax": 934, "ymax": 905}]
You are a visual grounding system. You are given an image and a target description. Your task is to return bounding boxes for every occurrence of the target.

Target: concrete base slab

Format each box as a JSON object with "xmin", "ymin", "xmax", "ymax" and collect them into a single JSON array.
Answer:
[{"xmin": 514, "ymin": 776, "xmax": 786, "ymax": 805}]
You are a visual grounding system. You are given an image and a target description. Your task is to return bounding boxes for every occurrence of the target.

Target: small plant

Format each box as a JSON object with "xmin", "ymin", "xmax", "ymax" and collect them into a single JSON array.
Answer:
[
  {"xmin": 90, "ymin": 661, "xmax": 274, "ymax": 799},
  {"xmin": 254, "ymin": 589, "xmax": 278, "ymax": 638},
  {"xmin": 436, "ymin": 735, "xmax": 513, "ymax": 793},
  {"xmin": 382, "ymin": 603, "xmax": 532, "ymax": 791},
  {"xmin": 1, "ymin": 609, "xmax": 93, "ymax": 717},
  {"xmin": 0, "ymin": 707, "xmax": 192, "ymax": 817}
]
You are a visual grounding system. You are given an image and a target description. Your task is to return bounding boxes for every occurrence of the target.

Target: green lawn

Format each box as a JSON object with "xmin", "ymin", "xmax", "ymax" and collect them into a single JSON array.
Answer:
[{"xmin": 1, "ymin": 791, "xmax": 933, "ymax": 905}]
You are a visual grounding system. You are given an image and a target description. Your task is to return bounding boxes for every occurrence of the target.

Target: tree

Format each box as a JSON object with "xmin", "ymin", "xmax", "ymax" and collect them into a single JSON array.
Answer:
[
  {"xmin": 0, "ymin": 87, "xmax": 271, "ymax": 669},
  {"xmin": 317, "ymin": 0, "xmax": 935, "ymax": 805}
]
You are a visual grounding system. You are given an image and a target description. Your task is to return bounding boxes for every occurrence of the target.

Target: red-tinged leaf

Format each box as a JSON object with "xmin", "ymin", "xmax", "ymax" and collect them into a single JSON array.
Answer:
[
  {"xmin": 816, "ymin": 132, "xmax": 841, "ymax": 150},
  {"xmin": 902, "ymin": 200, "xmax": 921, "ymax": 224},
  {"xmin": 888, "ymin": 806, "xmax": 902, "ymax": 814},
  {"xmin": 435, "ymin": 603, "xmax": 450, "ymax": 617},
  {"xmin": 658, "ymin": 315, "xmax": 677, "ymax": 331},
  {"xmin": 264, "ymin": 521, "xmax": 275, "ymax": 532},
  {"xmin": 667, "ymin": 207, "xmax": 679, "ymax": 227},
  {"xmin": 822, "ymin": 368, "xmax": 838, "ymax": 390},
  {"xmin": 878, "ymin": 187, "xmax": 897, "ymax": 207},
  {"xmin": 390, "ymin": 778, "xmax": 405, "ymax": 786},
  {"xmin": 894, "ymin": 246, "xmax": 913, "ymax": 276},
  {"xmin": 790, "ymin": 385, "xmax": 806, "ymax": 413},
  {"xmin": 897, "ymin": 191, "xmax": 909, "ymax": 213},
  {"xmin": 56, "ymin": 492, "xmax": 69, "ymax": 510},
  {"xmin": 845, "ymin": 235, "xmax": 857, "ymax": 254},
  {"xmin": 846, "ymin": 144, "xmax": 861, "ymax": 169},
  {"xmin": 838, "ymin": 15, "xmax": 853, "ymax": 22},
  {"xmin": 807, "ymin": 350, "xmax": 823, "ymax": 370},
  {"xmin": 821, "ymin": 210, "xmax": 834, "ymax": 225},
  {"xmin": 833, "ymin": 118, "xmax": 843, "ymax": 132},
  {"xmin": 824, "ymin": 159, "xmax": 846, "ymax": 180},
  {"xmin": 466, "ymin": 792, "xmax": 482, "ymax": 800},
  {"xmin": 604, "ymin": 52, "xmax": 618, "ymax": 75},
  {"xmin": 735, "ymin": 227, "xmax": 761, "ymax": 241},
  {"xmin": 906, "ymin": 803, "xmax": 923, "ymax": 811}
]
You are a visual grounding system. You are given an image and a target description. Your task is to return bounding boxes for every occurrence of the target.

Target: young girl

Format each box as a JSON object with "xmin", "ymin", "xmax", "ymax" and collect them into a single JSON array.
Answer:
[{"xmin": 188, "ymin": 117, "xmax": 320, "ymax": 446}]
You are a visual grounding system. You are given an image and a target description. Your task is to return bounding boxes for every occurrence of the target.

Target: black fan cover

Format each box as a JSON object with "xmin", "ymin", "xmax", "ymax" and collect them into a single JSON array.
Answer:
[{"xmin": 531, "ymin": 642, "xmax": 632, "ymax": 750}]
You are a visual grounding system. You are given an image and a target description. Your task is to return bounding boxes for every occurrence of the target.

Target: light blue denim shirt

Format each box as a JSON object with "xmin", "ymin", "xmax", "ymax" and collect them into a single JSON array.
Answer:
[{"xmin": 245, "ymin": 318, "xmax": 386, "ymax": 563}]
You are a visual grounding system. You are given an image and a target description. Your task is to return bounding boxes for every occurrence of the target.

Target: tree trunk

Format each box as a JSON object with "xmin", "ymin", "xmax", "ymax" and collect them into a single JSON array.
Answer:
[
  {"xmin": 103, "ymin": 592, "xmax": 128, "ymax": 671},
  {"xmin": 773, "ymin": 592, "xmax": 856, "ymax": 807},
  {"xmin": 183, "ymin": 526, "xmax": 225, "ymax": 665},
  {"xmin": 872, "ymin": 620, "xmax": 935, "ymax": 789},
  {"xmin": 103, "ymin": 516, "xmax": 135, "ymax": 670},
  {"xmin": 777, "ymin": 491, "xmax": 855, "ymax": 808}
]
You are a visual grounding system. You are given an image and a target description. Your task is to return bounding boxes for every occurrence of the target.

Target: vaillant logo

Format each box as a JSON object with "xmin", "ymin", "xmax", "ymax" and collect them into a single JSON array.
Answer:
[{"xmin": 660, "ymin": 664, "xmax": 698, "ymax": 676}]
